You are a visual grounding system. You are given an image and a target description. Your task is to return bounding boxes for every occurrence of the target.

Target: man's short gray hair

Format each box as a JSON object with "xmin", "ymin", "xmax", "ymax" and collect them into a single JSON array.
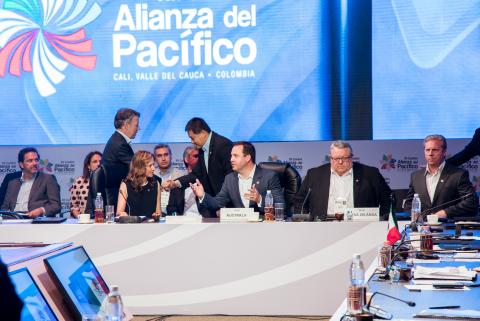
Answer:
[
  {"xmin": 330, "ymin": 140, "xmax": 353, "ymax": 156},
  {"xmin": 424, "ymin": 134, "xmax": 447, "ymax": 151}
]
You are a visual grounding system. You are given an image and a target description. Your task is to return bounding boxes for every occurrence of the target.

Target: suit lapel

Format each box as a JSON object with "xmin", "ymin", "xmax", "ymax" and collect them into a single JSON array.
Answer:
[
  {"xmin": 417, "ymin": 170, "xmax": 432, "ymax": 207},
  {"xmin": 250, "ymin": 167, "xmax": 263, "ymax": 208},
  {"xmin": 28, "ymin": 173, "xmax": 40, "ymax": 203},
  {"xmin": 352, "ymin": 164, "xmax": 360, "ymax": 205},
  {"xmin": 230, "ymin": 174, "xmax": 244, "ymax": 207},
  {"xmin": 432, "ymin": 166, "xmax": 450, "ymax": 206}
]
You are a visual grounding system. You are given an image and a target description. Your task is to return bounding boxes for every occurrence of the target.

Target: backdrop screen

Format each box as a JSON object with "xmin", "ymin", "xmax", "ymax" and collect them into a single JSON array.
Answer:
[
  {"xmin": 0, "ymin": 0, "xmax": 331, "ymax": 145},
  {"xmin": 373, "ymin": 0, "xmax": 480, "ymax": 139}
]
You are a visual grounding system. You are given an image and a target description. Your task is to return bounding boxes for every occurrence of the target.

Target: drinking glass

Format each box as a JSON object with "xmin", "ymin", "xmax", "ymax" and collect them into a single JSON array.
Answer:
[
  {"xmin": 274, "ymin": 203, "xmax": 284, "ymax": 221},
  {"xmin": 105, "ymin": 205, "xmax": 115, "ymax": 223}
]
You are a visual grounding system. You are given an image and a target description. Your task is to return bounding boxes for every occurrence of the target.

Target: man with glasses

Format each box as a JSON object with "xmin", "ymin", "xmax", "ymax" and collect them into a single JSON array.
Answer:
[
  {"xmin": 1, "ymin": 147, "xmax": 61, "ymax": 217},
  {"xmin": 166, "ymin": 146, "xmax": 209, "ymax": 216},
  {"xmin": 294, "ymin": 141, "xmax": 391, "ymax": 221}
]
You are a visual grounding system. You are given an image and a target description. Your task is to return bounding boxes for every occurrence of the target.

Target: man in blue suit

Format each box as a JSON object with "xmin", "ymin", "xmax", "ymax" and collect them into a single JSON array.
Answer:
[{"xmin": 189, "ymin": 141, "xmax": 284, "ymax": 214}]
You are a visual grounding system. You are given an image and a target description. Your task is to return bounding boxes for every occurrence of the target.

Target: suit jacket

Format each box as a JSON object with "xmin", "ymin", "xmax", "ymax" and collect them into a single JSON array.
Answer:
[
  {"xmin": 1, "ymin": 172, "xmax": 61, "ymax": 216},
  {"xmin": 447, "ymin": 128, "xmax": 480, "ymax": 166},
  {"xmin": 177, "ymin": 131, "xmax": 233, "ymax": 196},
  {"xmin": 0, "ymin": 171, "xmax": 21, "ymax": 208},
  {"xmin": 102, "ymin": 131, "xmax": 134, "ymax": 178},
  {"xmin": 404, "ymin": 163, "xmax": 478, "ymax": 218},
  {"xmin": 294, "ymin": 162, "xmax": 392, "ymax": 221},
  {"xmin": 201, "ymin": 166, "xmax": 284, "ymax": 213},
  {"xmin": 166, "ymin": 188, "xmax": 212, "ymax": 218}
]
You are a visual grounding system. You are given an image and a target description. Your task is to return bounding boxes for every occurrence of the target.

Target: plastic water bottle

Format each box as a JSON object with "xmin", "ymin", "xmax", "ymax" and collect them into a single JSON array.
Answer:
[
  {"xmin": 411, "ymin": 193, "xmax": 422, "ymax": 224},
  {"xmin": 347, "ymin": 254, "xmax": 366, "ymax": 315},
  {"xmin": 104, "ymin": 285, "xmax": 124, "ymax": 321},
  {"xmin": 264, "ymin": 190, "xmax": 274, "ymax": 221},
  {"xmin": 94, "ymin": 193, "xmax": 105, "ymax": 223}
]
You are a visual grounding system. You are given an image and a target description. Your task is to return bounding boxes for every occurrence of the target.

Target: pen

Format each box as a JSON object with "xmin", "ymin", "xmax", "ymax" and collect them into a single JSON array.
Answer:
[{"xmin": 429, "ymin": 305, "xmax": 460, "ymax": 309}]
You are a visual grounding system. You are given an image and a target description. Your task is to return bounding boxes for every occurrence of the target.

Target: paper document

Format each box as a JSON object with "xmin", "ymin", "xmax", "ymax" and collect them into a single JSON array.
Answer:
[{"xmin": 414, "ymin": 265, "xmax": 477, "ymax": 280}]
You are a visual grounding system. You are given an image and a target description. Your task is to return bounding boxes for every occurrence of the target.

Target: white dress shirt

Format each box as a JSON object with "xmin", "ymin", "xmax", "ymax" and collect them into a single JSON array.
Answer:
[
  {"xmin": 425, "ymin": 161, "xmax": 445, "ymax": 203},
  {"xmin": 238, "ymin": 166, "xmax": 256, "ymax": 208},
  {"xmin": 14, "ymin": 173, "xmax": 36, "ymax": 212},
  {"xmin": 327, "ymin": 168, "xmax": 354, "ymax": 215}
]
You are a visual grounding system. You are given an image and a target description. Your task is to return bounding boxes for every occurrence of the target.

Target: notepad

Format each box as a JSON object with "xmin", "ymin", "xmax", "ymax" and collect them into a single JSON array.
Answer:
[{"xmin": 414, "ymin": 309, "xmax": 480, "ymax": 320}]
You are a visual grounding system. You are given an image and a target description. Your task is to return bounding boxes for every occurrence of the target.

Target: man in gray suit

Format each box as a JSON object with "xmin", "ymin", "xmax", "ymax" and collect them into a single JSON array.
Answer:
[
  {"xmin": 189, "ymin": 141, "xmax": 284, "ymax": 214},
  {"xmin": 1, "ymin": 147, "xmax": 61, "ymax": 217}
]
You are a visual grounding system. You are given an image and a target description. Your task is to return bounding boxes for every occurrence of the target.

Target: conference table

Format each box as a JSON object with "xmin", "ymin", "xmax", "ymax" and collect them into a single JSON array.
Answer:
[
  {"xmin": 0, "ymin": 220, "xmax": 388, "ymax": 316},
  {"xmin": 331, "ymin": 224, "xmax": 480, "ymax": 320}
]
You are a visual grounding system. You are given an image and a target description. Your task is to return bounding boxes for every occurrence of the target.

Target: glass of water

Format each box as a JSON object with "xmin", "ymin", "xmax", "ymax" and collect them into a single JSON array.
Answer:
[
  {"xmin": 274, "ymin": 203, "xmax": 284, "ymax": 221},
  {"xmin": 105, "ymin": 205, "xmax": 115, "ymax": 223}
]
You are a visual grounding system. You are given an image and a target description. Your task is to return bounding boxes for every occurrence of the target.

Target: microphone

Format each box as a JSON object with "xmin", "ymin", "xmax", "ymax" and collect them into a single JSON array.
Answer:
[
  {"xmin": 117, "ymin": 189, "xmax": 142, "ymax": 224},
  {"xmin": 300, "ymin": 187, "xmax": 312, "ymax": 216},
  {"xmin": 411, "ymin": 192, "xmax": 473, "ymax": 231},
  {"xmin": 365, "ymin": 291, "xmax": 415, "ymax": 319}
]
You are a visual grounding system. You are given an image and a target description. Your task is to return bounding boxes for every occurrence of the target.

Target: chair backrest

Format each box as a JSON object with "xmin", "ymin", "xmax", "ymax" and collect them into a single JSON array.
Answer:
[
  {"xmin": 258, "ymin": 162, "xmax": 302, "ymax": 216},
  {"xmin": 89, "ymin": 164, "xmax": 128, "ymax": 214},
  {"xmin": 392, "ymin": 188, "xmax": 409, "ymax": 213}
]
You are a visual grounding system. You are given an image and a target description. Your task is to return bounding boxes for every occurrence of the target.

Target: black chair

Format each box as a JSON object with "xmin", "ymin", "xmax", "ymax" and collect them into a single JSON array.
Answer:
[
  {"xmin": 88, "ymin": 164, "xmax": 127, "ymax": 215},
  {"xmin": 392, "ymin": 188, "xmax": 409, "ymax": 220},
  {"xmin": 258, "ymin": 162, "xmax": 302, "ymax": 217}
]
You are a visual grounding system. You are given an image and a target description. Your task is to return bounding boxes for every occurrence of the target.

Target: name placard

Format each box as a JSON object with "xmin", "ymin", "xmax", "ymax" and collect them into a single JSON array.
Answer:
[
  {"xmin": 346, "ymin": 208, "xmax": 380, "ymax": 222},
  {"xmin": 165, "ymin": 215, "xmax": 202, "ymax": 224},
  {"xmin": 220, "ymin": 208, "xmax": 259, "ymax": 222}
]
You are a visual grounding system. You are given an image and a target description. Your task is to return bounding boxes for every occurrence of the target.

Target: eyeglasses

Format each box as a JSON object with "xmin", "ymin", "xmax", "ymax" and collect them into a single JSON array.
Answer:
[
  {"xmin": 192, "ymin": 154, "xmax": 199, "ymax": 158},
  {"xmin": 330, "ymin": 156, "xmax": 352, "ymax": 162}
]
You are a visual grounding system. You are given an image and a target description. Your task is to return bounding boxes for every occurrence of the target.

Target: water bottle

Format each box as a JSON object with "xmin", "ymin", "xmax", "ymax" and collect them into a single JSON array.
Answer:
[
  {"xmin": 347, "ymin": 254, "xmax": 366, "ymax": 315},
  {"xmin": 104, "ymin": 285, "xmax": 124, "ymax": 321},
  {"xmin": 264, "ymin": 190, "xmax": 274, "ymax": 221},
  {"xmin": 411, "ymin": 193, "xmax": 422, "ymax": 224},
  {"xmin": 94, "ymin": 193, "xmax": 105, "ymax": 223}
]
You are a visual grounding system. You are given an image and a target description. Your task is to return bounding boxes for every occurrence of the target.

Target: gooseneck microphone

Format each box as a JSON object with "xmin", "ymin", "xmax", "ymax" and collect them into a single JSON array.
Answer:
[
  {"xmin": 300, "ymin": 187, "xmax": 312, "ymax": 216},
  {"xmin": 118, "ymin": 189, "xmax": 142, "ymax": 223},
  {"xmin": 365, "ymin": 291, "xmax": 415, "ymax": 319},
  {"xmin": 411, "ymin": 192, "xmax": 473, "ymax": 231}
]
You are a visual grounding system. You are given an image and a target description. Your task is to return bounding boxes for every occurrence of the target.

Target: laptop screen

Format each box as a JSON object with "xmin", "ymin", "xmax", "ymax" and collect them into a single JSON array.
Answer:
[
  {"xmin": 44, "ymin": 246, "xmax": 109, "ymax": 321},
  {"xmin": 8, "ymin": 267, "xmax": 58, "ymax": 321}
]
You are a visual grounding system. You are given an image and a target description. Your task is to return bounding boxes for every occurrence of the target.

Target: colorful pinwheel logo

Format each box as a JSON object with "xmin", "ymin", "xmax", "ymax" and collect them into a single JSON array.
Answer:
[
  {"xmin": 381, "ymin": 154, "xmax": 396, "ymax": 170},
  {"xmin": 0, "ymin": 0, "xmax": 101, "ymax": 97},
  {"xmin": 39, "ymin": 158, "xmax": 53, "ymax": 172}
]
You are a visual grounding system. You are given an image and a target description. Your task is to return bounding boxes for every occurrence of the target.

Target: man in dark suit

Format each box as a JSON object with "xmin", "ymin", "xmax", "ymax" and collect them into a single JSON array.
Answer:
[
  {"xmin": 447, "ymin": 128, "xmax": 480, "ymax": 166},
  {"xmin": 102, "ymin": 108, "xmax": 140, "ymax": 177},
  {"xmin": 294, "ymin": 141, "xmax": 391, "ymax": 221},
  {"xmin": 404, "ymin": 135, "xmax": 478, "ymax": 218},
  {"xmin": 166, "ymin": 118, "xmax": 233, "ymax": 216},
  {"xmin": 0, "ymin": 171, "xmax": 21, "ymax": 207},
  {"xmin": 1, "ymin": 147, "xmax": 61, "ymax": 217},
  {"xmin": 190, "ymin": 141, "xmax": 284, "ymax": 213}
]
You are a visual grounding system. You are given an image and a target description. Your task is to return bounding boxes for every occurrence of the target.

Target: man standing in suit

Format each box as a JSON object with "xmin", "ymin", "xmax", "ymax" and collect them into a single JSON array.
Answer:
[
  {"xmin": 102, "ymin": 108, "xmax": 140, "ymax": 178},
  {"xmin": 447, "ymin": 128, "xmax": 480, "ymax": 166},
  {"xmin": 294, "ymin": 141, "xmax": 391, "ymax": 221},
  {"xmin": 1, "ymin": 147, "xmax": 61, "ymax": 217},
  {"xmin": 189, "ymin": 141, "xmax": 284, "ymax": 213},
  {"xmin": 404, "ymin": 135, "xmax": 478, "ymax": 218},
  {"xmin": 166, "ymin": 118, "xmax": 233, "ymax": 210}
]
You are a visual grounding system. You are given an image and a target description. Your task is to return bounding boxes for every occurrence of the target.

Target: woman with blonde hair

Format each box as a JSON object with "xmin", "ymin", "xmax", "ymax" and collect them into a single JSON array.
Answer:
[{"xmin": 117, "ymin": 151, "xmax": 161, "ymax": 219}]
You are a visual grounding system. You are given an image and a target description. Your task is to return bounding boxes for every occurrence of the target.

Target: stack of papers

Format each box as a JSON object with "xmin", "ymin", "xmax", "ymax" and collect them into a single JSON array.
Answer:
[
  {"xmin": 414, "ymin": 266, "xmax": 477, "ymax": 280},
  {"xmin": 414, "ymin": 309, "xmax": 480, "ymax": 320}
]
